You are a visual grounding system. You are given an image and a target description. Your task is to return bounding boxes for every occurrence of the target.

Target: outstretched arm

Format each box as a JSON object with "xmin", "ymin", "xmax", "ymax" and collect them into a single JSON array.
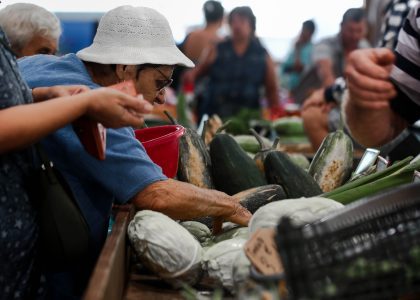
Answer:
[
  {"xmin": 0, "ymin": 87, "xmax": 153, "ymax": 153},
  {"xmin": 133, "ymin": 179, "xmax": 251, "ymax": 226}
]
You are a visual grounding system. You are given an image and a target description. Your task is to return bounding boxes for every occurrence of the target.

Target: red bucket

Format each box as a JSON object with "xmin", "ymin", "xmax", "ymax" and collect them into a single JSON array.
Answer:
[{"xmin": 134, "ymin": 125, "xmax": 185, "ymax": 178}]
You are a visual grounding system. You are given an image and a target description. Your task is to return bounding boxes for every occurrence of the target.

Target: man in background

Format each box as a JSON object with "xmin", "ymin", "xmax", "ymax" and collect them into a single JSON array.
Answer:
[
  {"xmin": 300, "ymin": 8, "xmax": 370, "ymax": 150},
  {"xmin": 182, "ymin": 0, "xmax": 225, "ymax": 63}
]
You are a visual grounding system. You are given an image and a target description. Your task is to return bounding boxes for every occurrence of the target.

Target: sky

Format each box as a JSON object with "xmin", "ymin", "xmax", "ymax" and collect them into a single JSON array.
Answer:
[{"xmin": 0, "ymin": 0, "xmax": 364, "ymax": 60}]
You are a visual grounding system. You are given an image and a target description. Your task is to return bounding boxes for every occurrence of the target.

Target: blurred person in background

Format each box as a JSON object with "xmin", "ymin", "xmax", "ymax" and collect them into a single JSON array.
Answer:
[
  {"xmin": 182, "ymin": 0, "xmax": 225, "ymax": 63},
  {"xmin": 344, "ymin": 4, "xmax": 420, "ymax": 148},
  {"xmin": 18, "ymin": 6, "xmax": 251, "ymax": 299},
  {"xmin": 281, "ymin": 20, "xmax": 316, "ymax": 93},
  {"xmin": 172, "ymin": 0, "xmax": 225, "ymax": 123},
  {"xmin": 300, "ymin": 1, "xmax": 419, "ymax": 152},
  {"xmin": 185, "ymin": 6, "xmax": 281, "ymax": 122},
  {"xmin": 312, "ymin": 7, "xmax": 369, "ymax": 87},
  {"xmin": 0, "ymin": 3, "xmax": 61, "ymax": 57},
  {"xmin": 300, "ymin": 8, "xmax": 369, "ymax": 150}
]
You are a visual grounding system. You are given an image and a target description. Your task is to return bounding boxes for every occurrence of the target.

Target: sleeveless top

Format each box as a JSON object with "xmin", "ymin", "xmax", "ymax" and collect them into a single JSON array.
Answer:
[{"xmin": 201, "ymin": 37, "xmax": 267, "ymax": 119}]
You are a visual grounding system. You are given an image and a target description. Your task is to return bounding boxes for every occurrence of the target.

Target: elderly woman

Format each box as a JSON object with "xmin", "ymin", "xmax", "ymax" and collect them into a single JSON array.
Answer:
[
  {"xmin": 18, "ymin": 6, "xmax": 250, "ymax": 299},
  {"xmin": 0, "ymin": 3, "xmax": 61, "ymax": 57},
  {"xmin": 185, "ymin": 6, "xmax": 281, "ymax": 121}
]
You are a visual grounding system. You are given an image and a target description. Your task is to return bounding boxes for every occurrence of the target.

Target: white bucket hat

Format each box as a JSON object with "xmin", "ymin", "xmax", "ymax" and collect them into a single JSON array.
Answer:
[{"xmin": 76, "ymin": 6, "xmax": 194, "ymax": 67}]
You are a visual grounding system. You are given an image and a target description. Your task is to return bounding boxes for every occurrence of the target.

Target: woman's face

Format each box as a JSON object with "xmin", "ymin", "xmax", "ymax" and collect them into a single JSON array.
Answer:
[
  {"xmin": 18, "ymin": 34, "xmax": 57, "ymax": 58},
  {"xmin": 133, "ymin": 65, "xmax": 174, "ymax": 105},
  {"xmin": 229, "ymin": 14, "xmax": 252, "ymax": 40}
]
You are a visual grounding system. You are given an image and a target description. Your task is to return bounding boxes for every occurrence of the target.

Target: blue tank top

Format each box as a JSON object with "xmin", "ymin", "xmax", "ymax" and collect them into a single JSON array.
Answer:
[{"xmin": 202, "ymin": 37, "xmax": 267, "ymax": 118}]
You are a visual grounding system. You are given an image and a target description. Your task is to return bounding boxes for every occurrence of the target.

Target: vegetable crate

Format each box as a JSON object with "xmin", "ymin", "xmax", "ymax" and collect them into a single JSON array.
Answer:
[{"xmin": 275, "ymin": 182, "xmax": 420, "ymax": 300}]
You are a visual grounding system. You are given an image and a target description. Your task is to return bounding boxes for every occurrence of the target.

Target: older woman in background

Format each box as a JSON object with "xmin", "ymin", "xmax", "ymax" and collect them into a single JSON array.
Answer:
[
  {"xmin": 185, "ymin": 6, "xmax": 281, "ymax": 122},
  {"xmin": 0, "ymin": 3, "xmax": 61, "ymax": 57}
]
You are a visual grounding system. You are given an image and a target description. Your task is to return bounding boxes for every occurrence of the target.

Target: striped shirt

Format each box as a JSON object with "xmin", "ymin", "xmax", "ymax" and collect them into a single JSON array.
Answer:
[
  {"xmin": 379, "ymin": 0, "xmax": 420, "ymax": 49},
  {"xmin": 390, "ymin": 3, "xmax": 420, "ymax": 123}
]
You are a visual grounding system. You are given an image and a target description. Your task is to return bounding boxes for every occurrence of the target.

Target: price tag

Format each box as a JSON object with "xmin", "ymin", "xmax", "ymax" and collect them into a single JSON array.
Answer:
[{"xmin": 245, "ymin": 228, "xmax": 283, "ymax": 275}]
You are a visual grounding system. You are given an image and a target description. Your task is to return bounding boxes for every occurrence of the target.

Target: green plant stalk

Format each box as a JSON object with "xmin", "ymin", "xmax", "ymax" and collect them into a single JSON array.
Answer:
[
  {"xmin": 328, "ymin": 171, "xmax": 414, "ymax": 204},
  {"xmin": 322, "ymin": 156, "xmax": 413, "ymax": 198},
  {"xmin": 328, "ymin": 159, "xmax": 420, "ymax": 204}
]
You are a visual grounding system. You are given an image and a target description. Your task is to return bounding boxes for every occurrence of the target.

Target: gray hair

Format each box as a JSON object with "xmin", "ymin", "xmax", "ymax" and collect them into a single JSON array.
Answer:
[{"xmin": 0, "ymin": 3, "xmax": 61, "ymax": 52}]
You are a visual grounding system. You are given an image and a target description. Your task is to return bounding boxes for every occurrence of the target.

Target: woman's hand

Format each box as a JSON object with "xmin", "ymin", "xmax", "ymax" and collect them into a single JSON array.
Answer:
[
  {"xmin": 84, "ymin": 88, "xmax": 154, "ymax": 128},
  {"xmin": 32, "ymin": 85, "xmax": 89, "ymax": 102}
]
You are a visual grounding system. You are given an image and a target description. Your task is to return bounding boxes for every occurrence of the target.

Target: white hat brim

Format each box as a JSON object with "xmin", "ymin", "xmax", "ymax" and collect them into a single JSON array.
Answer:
[{"xmin": 76, "ymin": 44, "xmax": 195, "ymax": 68}]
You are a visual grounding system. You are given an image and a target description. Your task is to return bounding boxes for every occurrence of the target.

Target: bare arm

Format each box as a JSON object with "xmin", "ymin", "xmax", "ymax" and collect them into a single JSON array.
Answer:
[
  {"xmin": 344, "ymin": 48, "xmax": 406, "ymax": 147},
  {"xmin": 132, "ymin": 179, "xmax": 251, "ymax": 226},
  {"xmin": 264, "ymin": 54, "xmax": 281, "ymax": 109},
  {"xmin": 0, "ymin": 87, "xmax": 153, "ymax": 154}
]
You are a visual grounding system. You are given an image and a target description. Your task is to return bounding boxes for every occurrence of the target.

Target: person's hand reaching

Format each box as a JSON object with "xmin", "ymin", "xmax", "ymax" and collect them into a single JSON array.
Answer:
[{"xmin": 345, "ymin": 48, "xmax": 397, "ymax": 110}]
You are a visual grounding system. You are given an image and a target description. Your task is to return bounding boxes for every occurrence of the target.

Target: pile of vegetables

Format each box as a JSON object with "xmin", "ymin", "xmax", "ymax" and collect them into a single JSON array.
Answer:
[{"xmin": 126, "ymin": 111, "xmax": 420, "ymax": 296}]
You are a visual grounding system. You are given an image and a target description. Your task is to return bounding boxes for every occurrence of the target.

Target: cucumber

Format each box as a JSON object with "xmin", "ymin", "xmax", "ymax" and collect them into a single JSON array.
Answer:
[
  {"xmin": 234, "ymin": 134, "xmax": 271, "ymax": 154},
  {"xmin": 309, "ymin": 130, "xmax": 354, "ymax": 192},
  {"xmin": 272, "ymin": 116, "xmax": 305, "ymax": 136},
  {"xmin": 210, "ymin": 133, "xmax": 267, "ymax": 195},
  {"xmin": 264, "ymin": 151, "xmax": 322, "ymax": 198},
  {"xmin": 288, "ymin": 153, "xmax": 310, "ymax": 170}
]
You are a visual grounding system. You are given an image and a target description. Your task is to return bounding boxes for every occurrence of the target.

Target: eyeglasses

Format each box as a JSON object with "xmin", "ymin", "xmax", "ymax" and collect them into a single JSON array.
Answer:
[{"xmin": 154, "ymin": 67, "xmax": 173, "ymax": 92}]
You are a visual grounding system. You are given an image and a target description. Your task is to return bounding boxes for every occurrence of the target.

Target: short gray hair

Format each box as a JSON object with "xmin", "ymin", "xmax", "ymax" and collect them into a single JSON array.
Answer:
[{"xmin": 0, "ymin": 3, "xmax": 61, "ymax": 52}]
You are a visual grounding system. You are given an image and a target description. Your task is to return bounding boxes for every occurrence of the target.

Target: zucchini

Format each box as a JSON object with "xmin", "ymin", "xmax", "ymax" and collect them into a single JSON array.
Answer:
[
  {"xmin": 193, "ymin": 185, "xmax": 286, "ymax": 229},
  {"xmin": 210, "ymin": 133, "xmax": 267, "ymax": 195},
  {"xmin": 272, "ymin": 116, "xmax": 305, "ymax": 136},
  {"xmin": 233, "ymin": 184, "xmax": 287, "ymax": 214},
  {"xmin": 308, "ymin": 130, "xmax": 354, "ymax": 192},
  {"xmin": 165, "ymin": 111, "xmax": 214, "ymax": 189},
  {"xmin": 288, "ymin": 153, "xmax": 310, "ymax": 170},
  {"xmin": 233, "ymin": 134, "xmax": 271, "ymax": 154},
  {"xmin": 264, "ymin": 151, "xmax": 322, "ymax": 198}
]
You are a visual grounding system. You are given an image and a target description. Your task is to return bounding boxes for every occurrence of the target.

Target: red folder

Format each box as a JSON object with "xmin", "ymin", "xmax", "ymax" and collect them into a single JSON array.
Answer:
[{"xmin": 73, "ymin": 81, "xmax": 137, "ymax": 160}]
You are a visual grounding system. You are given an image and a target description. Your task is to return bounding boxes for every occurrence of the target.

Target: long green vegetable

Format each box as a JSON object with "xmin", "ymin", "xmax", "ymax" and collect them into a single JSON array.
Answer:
[
  {"xmin": 325, "ymin": 158, "xmax": 420, "ymax": 205},
  {"xmin": 322, "ymin": 156, "xmax": 413, "ymax": 198}
]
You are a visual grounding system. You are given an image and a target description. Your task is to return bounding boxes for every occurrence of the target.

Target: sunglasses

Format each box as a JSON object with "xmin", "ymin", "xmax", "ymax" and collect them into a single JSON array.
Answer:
[
  {"xmin": 154, "ymin": 67, "xmax": 173, "ymax": 92},
  {"xmin": 135, "ymin": 65, "xmax": 174, "ymax": 92}
]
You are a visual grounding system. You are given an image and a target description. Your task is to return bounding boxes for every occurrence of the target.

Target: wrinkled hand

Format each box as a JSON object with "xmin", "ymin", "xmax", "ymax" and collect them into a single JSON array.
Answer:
[
  {"xmin": 345, "ymin": 48, "xmax": 397, "ymax": 110},
  {"xmin": 134, "ymin": 179, "xmax": 252, "ymax": 229},
  {"xmin": 85, "ymin": 88, "xmax": 153, "ymax": 128},
  {"xmin": 32, "ymin": 85, "xmax": 90, "ymax": 102}
]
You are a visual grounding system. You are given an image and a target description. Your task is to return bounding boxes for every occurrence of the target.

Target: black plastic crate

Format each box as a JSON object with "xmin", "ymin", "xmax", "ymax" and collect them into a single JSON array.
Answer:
[{"xmin": 275, "ymin": 182, "xmax": 420, "ymax": 300}]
